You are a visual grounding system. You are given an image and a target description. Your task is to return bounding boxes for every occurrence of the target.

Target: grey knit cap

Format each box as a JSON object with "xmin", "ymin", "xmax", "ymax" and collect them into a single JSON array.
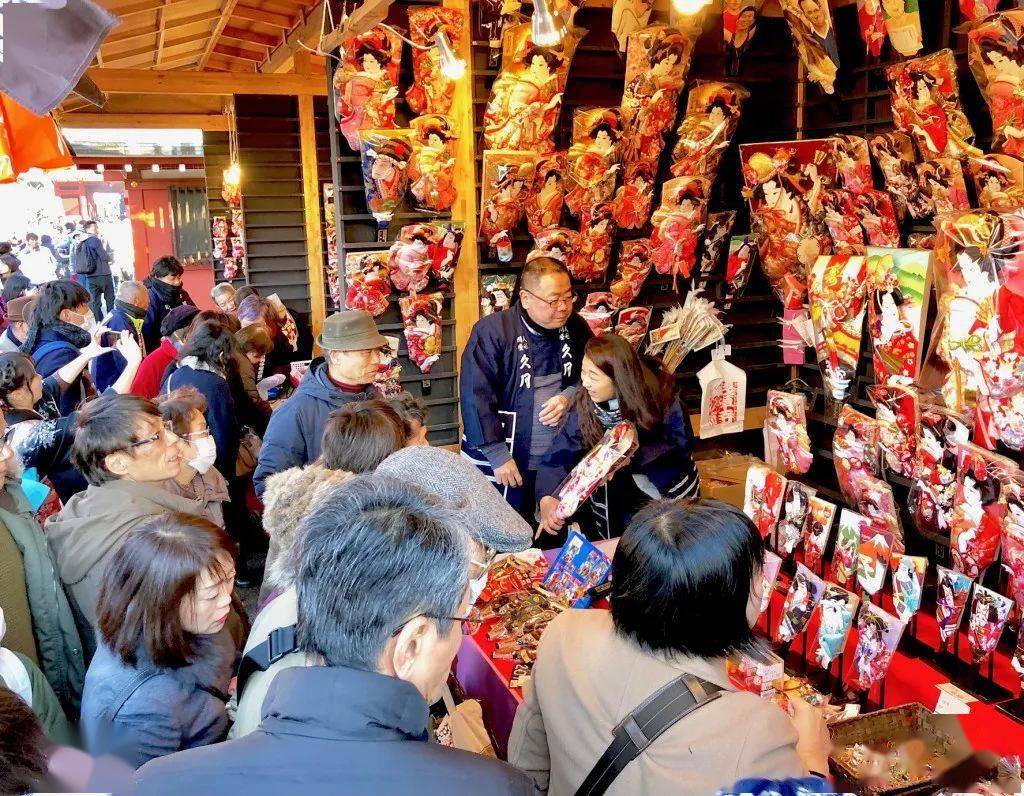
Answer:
[{"xmin": 376, "ymin": 446, "xmax": 533, "ymax": 553}]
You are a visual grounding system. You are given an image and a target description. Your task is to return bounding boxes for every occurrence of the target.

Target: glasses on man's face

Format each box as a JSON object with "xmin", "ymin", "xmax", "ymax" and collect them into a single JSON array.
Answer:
[
  {"xmin": 126, "ymin": 420, "xmax": 180, "ymax": 450},
  {"xmin": 179, "ymin": 428, "xmax": 212, "ymax": 441},
  {"xmin": 390, "ymin": 610, "xmax": 476, "ymax": 638},
  {"xmin": 522, "ymin": 288, "xmax": 577, "ymax": 311}
]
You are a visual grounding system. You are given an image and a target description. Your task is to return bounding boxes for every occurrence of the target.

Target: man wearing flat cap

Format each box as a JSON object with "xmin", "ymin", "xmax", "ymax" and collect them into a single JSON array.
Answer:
[
  {"xmin": 254, "ymin": 310, "xmax": 386, "ymax": 498},
  {"xmin": 0, "ymin": 295, "xmax": 35, "ymax": 353}
]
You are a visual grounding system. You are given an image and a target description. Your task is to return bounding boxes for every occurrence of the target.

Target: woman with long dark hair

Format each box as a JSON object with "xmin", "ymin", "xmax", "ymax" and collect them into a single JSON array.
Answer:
[{"xmin": 535, "ymin": 333, "xmax": 700, "ymax": 544}]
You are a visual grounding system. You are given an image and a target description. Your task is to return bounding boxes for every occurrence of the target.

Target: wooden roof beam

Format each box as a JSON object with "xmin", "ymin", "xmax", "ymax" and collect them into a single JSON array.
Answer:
[
  {"xmin": 232, "ymin": 4, "xmax": 294, "ymax": 28},
  {"xmin": 262, "ymin": 0, "xmax": 324, "ymax": 74},
  {"xmin": 220, "ymin": 25, "xmax": 281, "ymax": 48},
  {"xmin": 198, "ymin": 0, "xmax": 240, "ymax": 70},
  {"xmin": 102, "ymin": 32, "xmax": 205, "ymax": 63},
  {"xmin": 110, "ymin": 0, "xmax": 189, "ymax": 17},
  {"xmin": 212, "ymin": 42, "xmax": 266, "ymax": 62},
  {"xmin": 86, "ymin": 67, "xmax": 326, "ymax": 95},
  {"xmin": 60, "ymin": 112, "xmax": 229, "ymax": 130},
  {"xmin": 154, "ymin": 0, "xmax": 168, "ymax": 66},
  {"xmin": 104, "ymin": 10, "xmax": 221, "ymax": 46}
]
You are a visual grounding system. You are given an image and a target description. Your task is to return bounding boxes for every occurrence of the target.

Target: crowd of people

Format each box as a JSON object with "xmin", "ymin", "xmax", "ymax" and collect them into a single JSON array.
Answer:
[{"xmin": 0, "ymin": 251, "xmax": 835, "ymax": 795}]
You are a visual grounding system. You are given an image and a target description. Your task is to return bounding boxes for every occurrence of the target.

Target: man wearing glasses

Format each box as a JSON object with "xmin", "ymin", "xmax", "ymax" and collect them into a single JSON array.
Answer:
[
  {"xmin": 460, "ymin": 257, "xmax": 591, "ymax": 519},
  {"xmin": 46, "ymin": 393, "xmax": 207, "ymax": 656}
]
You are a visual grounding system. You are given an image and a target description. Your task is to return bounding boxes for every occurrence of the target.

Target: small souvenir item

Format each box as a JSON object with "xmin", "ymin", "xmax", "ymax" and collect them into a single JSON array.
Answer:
[
  {"xmin": 483, "ymin": 23, "xmax": 584, "ymax": 154},
  {"xmin": 856, "ymin": 0, "xmax": 886, "ymax": 56},
  {"xmin": 834, "ymin": 406, "xmax": 882, "ymax": 506},
  {"xmin": 724, "ymin": 234, "xmax": 757, "ymax": 309},
  {"xmin": 967, "ymin": 584, "xmax": 1012, "ymax": 663},
  {"xmin": 479, "ymin": 151, "xmax": 537, "ymax": 242},
  {"xmin": 853, "ymin": 190, "xmax": 901, "ymax": 247},
  {"xmin": 375, "ymin": 335, "xmax": 402, "ymax": 396},
  {"xmin": 231, "ymin": 209, "xmax": 245, "ymax": 237},
  {"xmin": 778, "ymin": 0, "xmax": 840, "ymax": 95},
  {"xmin": 960, "ymin": 0, "xmax": 997, "ymax": 22},
  {"xmin": 526, "ymin": 153, "xmax": 567, "ymax": 235},
  {"xmin": 809, "ymin": 255, "xmax": 869, "ymax": 403},
  {"xmin": 856, "ymin": 522, "xmax": 893, "ymax": 596},
  {"xmin": 696, "ymin": 351, "xmax": 747, "ymax": 438},
  {"xmin": 890, "ymin": 554, "xmax": 927, "ymax": 623},
  {"xmin": 743, "ymin": 464, "xmax": 787, "ymax": 540},
  {"xmin": 481, "ymin": 273, "xmax": 518, "ymax": 316},
  {"xmin": 222, "ymin": 258, "xmax": 240, "ymax": 280},
  {"xmin": 620, "ymin": 25, "xmax": 696, "ymax": 167},
  {"xmin": 814, "ymin": 584, "xmax": 860, "ymax": 668},
  {"xmin": 211, "ymin": 216, "xmax": 228, "ymax": 239},
  {"xmin": 554, "ymin": 422, "xmax": 638, "ymax": 520},
  {"xmin": 764, "ymin": 391, "xmax": 813, "ymax": 476},
  {"xmin": 671, "ymin": 81, "xmax": 749, "ymax": 182},
  {"xmin": 492, "ymin": 231, "xmax": 513, "ymax": 263},
  {"xmin": 327, "ymin": 254, "xmax": 341, "ymax": 309},
  {"xmin": 755, "ymin": 551, "xmax": 783, "ymax": 617},
  {"xmin": 803, "ymin": 497, "xmax": 837, "ymax": 572},
  {"xmin": 212, "ymin": 239, "xmax": 227, "ymax": 260},
  {"xmin": 967, "ymin": 14, "xmax": 1024, "ymax": 158},
  {"xmin": 542, "ymin": 531, "xmax": 612, "ymax": 608},
  {"xmin": 333, "ymin": 27, "xmax": 402, "ymax": 150},
  {"xmin": 344, "ymin": 252, "xmax": 392, "ymax": 318},
  {"xmin": 727, "ymin": 645, "xmax": 785, "ymax": 697},
  {"xmin": 911, "ymin": 406, "xmax": 970, "ymax": 539},
  {"xmin": 229, "ymin": 238, "xmax": 245, "ymax": 259},
  {"xmin": 881, "ymin": 0, "xmax": 922, "ymax": 56},
  {"xmin": 529, "ymin": 227, "xmax": 580, "ymax": 274},
  {"xmin": 430, "ymin": 222, "xmax": 465, "ymax": 289},
  {"xmin": 565, "ymin": 108, "xmax": 623, "ymax": 217},
  {"xmin": 388, "ymin": 226, "xmax": 435, "ymax": 293},
  {"xmin": 918, "ymin": 158, "xmax": 971, "ymax": 217},
  {"xmin": 833, "ymin": 134, "xmax": 873, "ymax": 195},
  {"xmin": 693, "ymin": 211, "xmax": 737, "ymax": 294},
  {"xmin": 887, "ymin": 49, "xmax": 978, "ymax": 160},
  {"xmin": 936, "ymin": 564, "xmax": 974, "ymax": 644},
  {"xmin": 868, "ymin": 384, "xmax": 918, "ymax": 479},
  {"xmin": 833, "ymin": 509, "xmax": 868, "ymax": 588},
  {"xmin": 950, "ymin": 443, "xmax": 1014, "ymax": 579},
  {"xmin": 407, "ymin": 7, "xmax": 465, "ymax": 116},
  {"xmin": 777, "ymin": 564, "xmax": 825, "ymax": 643},
  {"xmin": 646, "ymin": 294, "xmax": 727, "ymax": 373},
  {"xmin": 822, "ymin": 191, "xmax": 866, "ymax": 257},
  {"xmin": 609, "ymin": 239, "xmax": 653, "ymax": 306},
  {"xmin": 869, "ymin": 131, "xmax": 930, "ymax": 220},
  {"xmin": 866, "ymin": 248, "xmax": 932, "ymax": 387},
  {"xmin": 1004, "ymin": 481, "xmax": 1024, "ymax": 610},
  {"xmin": 400, "ymin": 292, "xmax": 444, "ymax": 374},
  {"xmin": 359, "ymin": 130, "xmax": 413, "ymax": 235},
  {"xmin": 613, "ymin": 160, "xmax": 656, "ymax": 231},
  {"xmin": 578, "ymin": 292, "xmax": 618, "ymax": 337},
  {"xmin": 847, "ymin": 603, "xmax": 904, "ymax": 692},
  {"xmin": 612, "ymin": 0, "xmax": 653, "ymax": 52},
  {"xmin": 724, "ymin": 0, "xmax": 762, "ymax": 75},
  {"xmin": 649, "ymin": 176, "xmax": 708, "ymax": 288},
  {"xmin": 408, "ymin": 115, "xmax": 458, "ymax": 214},
  {"xmin": 575, "ymin": 202, "xmax": 617, "ymax": 283},
  {"xmin": 857, "ymin": 474, "xmax": 905, "ymax": 555},
  {"xmin": 775, "ymin": 480, "xmax": 816, "ymax": 555},
  {"xmin": 614, "ymin": 306, "xmax": 652, "ymax": 349},
  {"xmin": 968, "ymin": 154, "xmax": 1024, "ymax": 212}
]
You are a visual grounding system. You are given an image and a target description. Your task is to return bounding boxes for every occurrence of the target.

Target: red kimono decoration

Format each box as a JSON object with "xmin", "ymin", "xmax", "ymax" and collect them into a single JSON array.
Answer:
[
  {"xmin": 776, "ymin": 564, "xmax": 824, "ymax": 643},
  {"xmin": 775, "ymin": 481, "xmax": 815, "ymax": 556},
  {"xmin": 723, "ymin": 0, "xmax": 763, "ymax": 76},
  {"xmin": 847, "ymin": 604, "xmax": 904, "ymax": 693},
  {"xmin": 530, "ymin": 226, "xmax": 580, "ymax": 269},
  {"xmin": 868, "ymin": 384, "xmax": 918, "ymax": 480},
  {"xmin": 855, "ymin": 0, "xmax": 886, "ymax": 56},
  {"xmin": 671, "ymin": 81, "xmax": 749, "ymax": 183},
  {"xmin": 620, "ymin": 25, "xmax": 695, "ymax": 167},
  {"xmin": 918, "ymin": 158, "xmax": 971, "ymax": 217},
  {"xmin": 950, "ymin": 443, "xmax": 1014, "ymax": 579},
  {"xmin": 526, "ymin": 153, "xmax": 567, "ymax": 235},
  {"xmin": 833, "ymin": 405, "xmax": 881, "ymax": 507},
  {"xmin": 881, "ymin": 0, "xmax": 922, "ymax": 56},
  {"xmin": 693, "ymin": 211, "xmax": 736, "ymax": 294},
  {"xmin": 483, "ymin": 23, "xmax": 583, "ymax": 155},
  {"xmin": 969, "ymin": 153, "xmax": 1024, "ymax": 212},
  {"xmin": 967, "ymin": 13, "xmax": 1024, "ymax": 159},
  {"xmin": 888, "ymin": 49, "xmax": 979, "ymax": 160},
  {"xmin": 345, "ymin": 252, "xmax": 392, "ymax": 318},
  {"xmin": 575, "ymin": 202, "xmax": 617, "ymax": 283},
  {"xmin": 388, "ymin": 222, "xmax": 464, "ymax": 294},
  {"xmin": 853, "ymin": 190, "xmax": 901, "ymax": 246},
  {"xmin": 479, "ymin": 150, "xmax": 537, "ymax": 248},
  {"xmin": 614, "ymin": 306, "xmax": 652, "ymax": 349},
  {"xmin": 802, "ymin": 497, "xmax": 836, "ymax": 572},
  {"xmin": 764, "ymin": 390, "xmax": 813, "ymax": 476},
  {"xmin": 1003, "ymin": 481, "xmax": 1024, "ymax": 611},
  {"xmin": 566, "ymin": 108, "xmax": 623, "ymax": 218},
  {"xmin": 867, "ymin": 249, "xmax": 931, "ymax": 387},
  {"xmin": 856, "ymin": 522, "xmax": 892, "ymax": 595},
  {"xmin": 857, "ymin": 474, "xmax": 905, "ymax": 555},
  {"xmin": 429, "ymin": 222, "xmax": 465, "ymax": 290},
  {"xmin": 832, "ymin": 135, "xmax": 872, "ymax": 194},
  {"xmin": 967, "ymin": 584, "xmax": 1013, "ymax": 663},
  {"xmin": 778, "ymin": 0, "xmax": 840, "ymax": 95},
  {"xmin": 960, "ymin": 0, "xmax": 998, "ymax": 23},
  {"xmin": 408, "ymin": 115, "xmax": 457, "ymax": 214},
  {"xmin": 808, "ymin": 255, "xmax": 868, "ymax": 403},
  {"xmin": 936, "ymin": 565, "xmax": 973, "ymax": 644},
  {"xmin": 649, "ymin": 176, "xmax": 708, "ymax": 288},
  {"xmin": 359, "ymin": 130, "xmax": 412, "ymax": 234},
  {"xmin": 613, "ymin": 160, "xmax": 656, "ymax": 230},
  {"xmin": 743, "ymin": 464, "xmax": 787, "ymax": 540},
  {"xmin": 869, "ymin": 131, "xmax": 931, "ymax": 219},
  {"xmin": 724, "ymin": 234, "xmax": 757, "ymax": 309},
  {"xmin": 333, "ymin": 27, "xmax": 402, "ymax": 151},
  {"xmin": 609, "ymin": 239, "xmax": 653, "ymax": 306},
  {"xmin": 400, "ymin": 292, "xmax": 444, "ymax": 374},
  {"xmin": 407, "ymin": 7, "xmax": 465, "ymax": 116},
  {"xmin": 579, "ymin": 292, "xmax": 618, "ymax": 337},
  {"xmin": 911, "ymin": 406, "xmax": 970, "ymax": 539},
  {"xmin": 822, "ymin": 191, "xmax": 865, "ymax": 256}
]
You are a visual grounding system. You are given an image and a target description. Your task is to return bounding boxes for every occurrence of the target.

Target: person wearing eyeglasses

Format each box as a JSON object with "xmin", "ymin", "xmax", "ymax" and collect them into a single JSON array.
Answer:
[
  {"xmin": 45, "ymin": 393, "xmax": 208, "ymax": 658},
  {"xmin": 460, "ymin": 256, "xmax": 591, "ymax": 519},
  {"xmin": 135, "ymin": 474, "xmax": 536, "ymax": 795}
]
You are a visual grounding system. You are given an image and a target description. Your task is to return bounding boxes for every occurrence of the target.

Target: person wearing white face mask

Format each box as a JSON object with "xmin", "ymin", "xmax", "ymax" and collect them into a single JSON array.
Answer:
[{"xmin": 158, "ymin": 387, "xmax": 230, "ymax": 528}]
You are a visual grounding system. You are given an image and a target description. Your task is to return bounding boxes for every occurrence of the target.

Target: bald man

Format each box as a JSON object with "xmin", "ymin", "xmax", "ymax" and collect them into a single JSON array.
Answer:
[{"xmin": 91, "ymin": 280, "xmax": 150, "ymax": 392}]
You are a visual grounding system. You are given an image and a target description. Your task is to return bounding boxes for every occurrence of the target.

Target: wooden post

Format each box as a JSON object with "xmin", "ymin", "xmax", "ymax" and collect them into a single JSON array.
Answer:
[
  {"xmin": 296, "ymin": 51, "xmax": 327, "ymax": 343},
  {"xmin": 445, "ymin": 0, "xmax": 480, "ymax": 368}
]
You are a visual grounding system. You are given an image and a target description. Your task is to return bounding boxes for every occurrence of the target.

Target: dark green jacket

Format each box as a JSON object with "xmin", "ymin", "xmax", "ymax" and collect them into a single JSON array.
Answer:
[{"xmin": 0, "ymin": 479, "xmax": 85, "ymax": 717}]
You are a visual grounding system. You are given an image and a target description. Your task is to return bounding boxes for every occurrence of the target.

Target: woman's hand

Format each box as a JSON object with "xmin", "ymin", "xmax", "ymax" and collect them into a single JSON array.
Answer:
[
  {"xmin": 789, "ymin": 695, "xmax": 832, "ymax": 776},
  {"xmin": 80, "ymin": 326, "xmax": 113, "ymax": 360},
  {"xmin": 538, "ymin": 394, "xmax": 569, "ymax": 427},
  {"xmin": 114, "ymin": 331, "xmax": 143, "ymax": 364},
  {"xmin": 536, "ymin": 496, "xmax": 565, "ymax": 539}
]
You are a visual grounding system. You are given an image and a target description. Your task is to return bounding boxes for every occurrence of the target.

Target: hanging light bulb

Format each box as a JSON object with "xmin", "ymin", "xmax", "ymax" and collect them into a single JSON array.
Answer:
[
  {"xmin": 671, "ymin": 0, "xmax": 711, "ymax": 14},
  {"xmin": 151, "ymin": 163, "xmax": 161, "ymax": 173},
  {"xmin": 179, "ymin": 163, "xmax": 187, "ymax": 172},
  {"xmin": 124, "ymin": 163, "xmax": 133, "ymax": 173},
  {"xmin": 224, "ymin": 162, "xmax": 241, "ymax": 186},
  {"xmin": 95, "ymin": 163, "xmax": 104, "ymax": 174},
  {"xmin": 531, "ymin": 0, "xmax": 565, "ymax": 47},
  {"xmin": 434, "ymin": 31, "xmax": 466, "ymax": 80}
]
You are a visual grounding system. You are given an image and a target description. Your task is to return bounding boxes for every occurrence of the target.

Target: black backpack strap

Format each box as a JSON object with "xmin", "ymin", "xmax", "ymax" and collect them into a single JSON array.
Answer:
[
  {"xmin": 102, "ymin": 670, "xmax": 160, "ymax": 721},
  {"xmin": 574, "ymin": 673, "xmax": 722, "ymax": 796},
  {"xmin": 235, "ymin": 624, "xmax": 297, "ymax": 697}
]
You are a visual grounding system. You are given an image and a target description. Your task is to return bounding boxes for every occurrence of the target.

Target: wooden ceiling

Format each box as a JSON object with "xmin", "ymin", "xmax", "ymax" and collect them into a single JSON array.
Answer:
[{"xmin": 95, "ymin": 0, "xmax": 327, "ymax": 73}]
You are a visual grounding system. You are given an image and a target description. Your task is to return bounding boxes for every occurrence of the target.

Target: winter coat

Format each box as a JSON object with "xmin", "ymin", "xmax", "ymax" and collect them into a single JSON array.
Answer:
[
  {"xmin": 74, "ymin": 235, "xmax": 111, "ymax": 277},
  {"xmin": 135, "ymin": 665, "xmax": 538, "ymax": 796},
  {"xmin": 1, "ymin": 649, "xmax": 76, "ymax": 745},
  {"xmin": 508, "ymin": 610, "xmax": 805, "ymax": 796},
  {"xmin": 231, "ymin": 352, "xmax": 272, "ymax": 436},
  {"xmin": 0, "ymin": 480, "xmax": 85, "ymax": 716},
  {"xmin": 161, "ymin": 362, "xmax": 238, "ymax": 480},
  {"xmin": 45, "ymin": 479, "xmax": 205, "ymax": 655},
  {"xmin": 91, "ymin": 306, "xmax": 144, "ymax": 393},
  {"xmin": 141, "ymin": 278, "xmax": 193, "ymax": 354},
  {"xmin": 81, "ymin": 628, "xmax": 235, "ymax": 769},
  {"xmin": 27, "ymin": 326, "xmax": 96, "ymax": 416},
  {"xmin": 130, "ymin": 338, "xmax": 177, "ymax": 400},
  {"xmin": 253, "ymin": 360, "xmax": 375, "ymax": 498},
  {"xmin": 0, "ymin": 325, "xmax": 22, "ymax": 353},
  {"xmin": 162, "ymin": 467, "xmax": 230, "ymax": 528}
]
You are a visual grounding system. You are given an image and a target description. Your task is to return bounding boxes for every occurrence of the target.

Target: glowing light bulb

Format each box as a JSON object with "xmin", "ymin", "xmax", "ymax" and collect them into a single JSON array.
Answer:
[
  {"xmin": 671, "ymin": 0, "xmax": 711, "ymax": 14},
  {"xmin": 151, "ymin": 163, "xmax": 161, "ymax": 172},
  {"xmin": 531, "ymin": 0, "xmax": 565, "ymax": 47},
  {"xmin": 95, "ymin": 164, "xmax": 104, "ymax": 174},
  {"xmin": 124, "ymin": 163, "xmax": 133, "ymax": 173},
  {"xmin": 179, "ymin": 163, "xmax": 187, "ymax": 172},
  {"xmin": 434, "ymin": 31, "xmax": 466, "ymax": 80}
]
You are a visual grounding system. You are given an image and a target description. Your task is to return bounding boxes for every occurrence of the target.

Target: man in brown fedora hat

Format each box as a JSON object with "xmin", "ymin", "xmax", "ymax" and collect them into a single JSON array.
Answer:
[
  {"xmin": 0, "ymin": 294, "xmax": 35, "ymax": 353},
  {"xmin": 254, "ymin": 310, "xmax": 387, "ymax": 498}
]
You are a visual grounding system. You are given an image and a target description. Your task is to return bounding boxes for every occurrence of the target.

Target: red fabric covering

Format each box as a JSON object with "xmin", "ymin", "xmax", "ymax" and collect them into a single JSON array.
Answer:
[{"xmin": 129, "ymin": 338, "xmax": 177, "ymax": 399}]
